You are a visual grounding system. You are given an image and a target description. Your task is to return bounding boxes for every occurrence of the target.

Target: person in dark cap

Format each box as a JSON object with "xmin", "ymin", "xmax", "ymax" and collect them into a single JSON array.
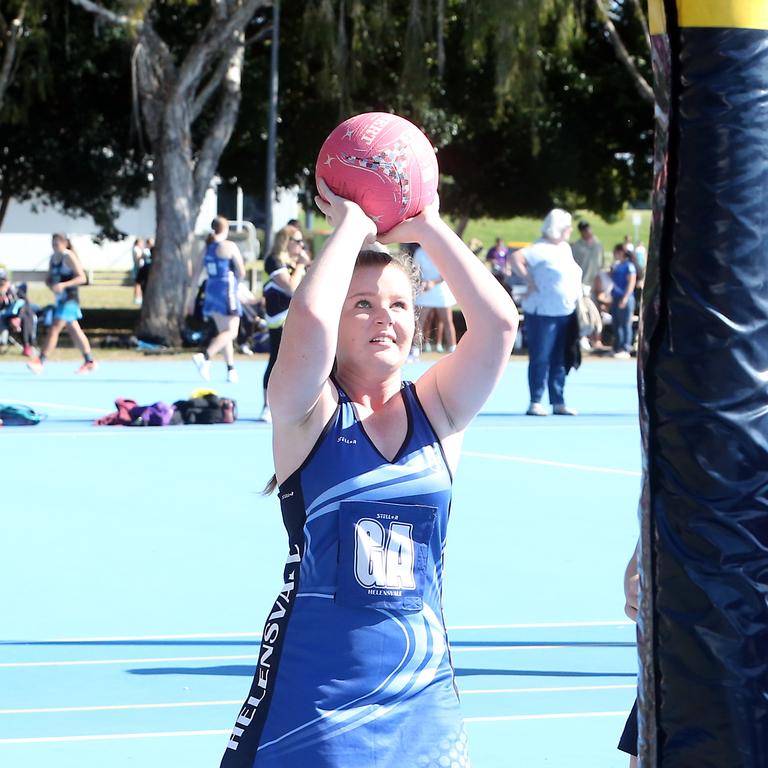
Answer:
[{"xmin": 571, "ymin": 220, "xmax": 604, "ymax": 290}]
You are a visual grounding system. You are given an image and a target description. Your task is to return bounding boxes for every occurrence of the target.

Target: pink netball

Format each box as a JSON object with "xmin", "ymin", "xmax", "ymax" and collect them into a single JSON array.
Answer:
[{"xmin": 315, "ymin": 112, "xmax": 439, "ymax": 234}]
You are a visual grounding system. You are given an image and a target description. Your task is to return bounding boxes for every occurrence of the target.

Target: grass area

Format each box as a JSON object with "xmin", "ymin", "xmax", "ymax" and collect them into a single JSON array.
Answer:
[
  {"xmin": 309, "ymin": 208, "xmax": 651, "ymax": 255},
  {"xmin": 21, "ymin": 209, "xmax": 650, "ymax": 311},
  {"xmin": 26, "ymin": 284, "xmax": 137, "ymax": 310},
  {"xmin": 457, "ymin": 208, "xmax": 651, "ymax": 252}
]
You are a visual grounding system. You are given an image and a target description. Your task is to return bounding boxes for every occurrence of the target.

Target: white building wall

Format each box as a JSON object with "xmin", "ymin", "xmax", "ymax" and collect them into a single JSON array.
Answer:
[
  {"xmin": 272, "ymin": 186, "xmax": 301, "ymax": 232},
  {"xmin": 0, "ymin": 186, "xmax": 220, "ymax": 274}
]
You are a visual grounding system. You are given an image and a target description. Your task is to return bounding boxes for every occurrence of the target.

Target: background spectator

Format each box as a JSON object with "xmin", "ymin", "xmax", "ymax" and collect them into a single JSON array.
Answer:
[
  {"xmin": 610, "ymin": 244, "xmax": 638, "ymax": 358},
  {"xmin": 486, "ymin": 237, "xmax": 510, "ymax": 276},
  {"xmin": 189, "ymin": 216, "xmax": 246, "ymax": 383},
  {"xmin": 27, "ymin": 234, "xmax": 96, "ymax": 374},
  {"xmin": 132, "ymin": 238, "xmax": 146, "ymax": 305},
  {"xmin": 413, "ymin": 244, "xmax": 457, "ymax": 356},
  {"xmin": 512, "ymin": 209, "xmax": 582, "ymax": 416},
  {"xmin": 259, "ymin": 224, "xmax": 311, "ymax": 421},
  {"xmin": 571, "ymin": 220, "xmax": 604, "ymax": 289}
]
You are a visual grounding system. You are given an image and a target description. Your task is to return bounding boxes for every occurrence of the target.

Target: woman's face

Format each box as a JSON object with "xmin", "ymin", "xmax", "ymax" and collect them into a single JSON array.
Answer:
[
  {"xmin": 336, "ymin": 263, "xmax": 415, "ymax": 374},
  {"xmin": 286, "ymin": 232, "xmax": 305, "ymax": 261},
  {"xmin": 52, "ymin": 236, "xmax": 66, "ymax": 253}
]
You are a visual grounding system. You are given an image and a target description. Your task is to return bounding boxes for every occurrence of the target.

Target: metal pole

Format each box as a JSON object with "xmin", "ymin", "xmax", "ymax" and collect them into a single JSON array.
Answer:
[
  {"xmin": 264, "ymin": 0, "xmax": 280, "ymax": 254},
  {"xmin": 236, "ymin": 185, "xmax": 244, "ymax": 232}
]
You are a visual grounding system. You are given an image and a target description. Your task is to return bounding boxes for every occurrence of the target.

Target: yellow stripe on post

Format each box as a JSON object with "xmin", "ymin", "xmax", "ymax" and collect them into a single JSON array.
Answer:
[
  {"xmin": 681, "ymin": 1, "xmax": 768, "ymax": 29},
  {"xmin": 649, "ymin": 1, "xmax": 768, "ymax": 34},
  {"xmin": 649, "ymin": 0, "xmax": 666, "ymax": 36}
]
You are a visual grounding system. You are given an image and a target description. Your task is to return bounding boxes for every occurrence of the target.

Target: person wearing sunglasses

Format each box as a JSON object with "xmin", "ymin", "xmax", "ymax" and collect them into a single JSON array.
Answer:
[{"xmin": 260, "ymin": 224, "xmax": 311, "ymax": 421}]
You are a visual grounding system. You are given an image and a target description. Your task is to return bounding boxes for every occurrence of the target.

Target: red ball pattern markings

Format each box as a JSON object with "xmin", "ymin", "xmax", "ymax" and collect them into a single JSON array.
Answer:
[{"xmin": 316, "ymin": 112, "xmax": 438, "ymax": 234}]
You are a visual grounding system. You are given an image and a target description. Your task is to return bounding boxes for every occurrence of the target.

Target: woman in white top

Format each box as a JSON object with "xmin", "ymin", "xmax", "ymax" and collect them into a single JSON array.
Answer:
[
  {"xmin": 413, "ymin": 245, "xmax": 457, "ymax": 354},
  {"xmin": 512, "ymin": 209, "xmax": 582, "ymax": 416}
]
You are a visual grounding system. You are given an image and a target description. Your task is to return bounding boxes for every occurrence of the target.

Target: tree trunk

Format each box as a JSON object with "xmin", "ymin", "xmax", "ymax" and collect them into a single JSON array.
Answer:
[
  {"xmin": 0, "ymin": 5, "xmax": 26, "ymax": 114},
  {"xmin": 435, "ymin": 0, "xmax": 445, "ymax": 79},
  {"xmin": 139, "ymin": 144, "xmax": 198, "ymax": 345},
  {"xmin": 0, "ymin": 193, "xmax": 11, "ymax": 231},
  {"xmin": 70, "ymin": 0, "xmax": 263, "ymax": 346},
  {"xmin": 454, "ymin": 213, "xmax": 470, "ymax": 239}
]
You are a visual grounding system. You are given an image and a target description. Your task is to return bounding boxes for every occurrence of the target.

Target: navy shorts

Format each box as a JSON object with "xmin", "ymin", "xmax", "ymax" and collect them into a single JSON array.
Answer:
[{"xmin": 618, "ymin": 698, "xmax": 638, "ymax": 756}]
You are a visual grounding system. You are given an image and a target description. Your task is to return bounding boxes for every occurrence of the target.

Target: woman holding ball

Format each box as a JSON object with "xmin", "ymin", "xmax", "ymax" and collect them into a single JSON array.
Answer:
[{"xmin": 220, "ymin": 177, "xmax": 518, "ymax": 767}]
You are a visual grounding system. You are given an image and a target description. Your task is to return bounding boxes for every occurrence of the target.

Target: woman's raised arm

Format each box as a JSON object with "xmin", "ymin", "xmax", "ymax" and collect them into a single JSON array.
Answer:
[
  {"xmin": 380, "ymin": 204, "xmax": 518, "ymax": 436},
  {"xmin": 268, "ymin": 180, "xmax": 377, "ymax": 425}
]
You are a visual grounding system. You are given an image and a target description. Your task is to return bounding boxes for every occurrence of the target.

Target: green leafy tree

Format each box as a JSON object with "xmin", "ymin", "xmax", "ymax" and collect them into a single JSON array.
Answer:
[
  {"xmin": 71, "ymin": 0, "xmax": 269, "ymax": 344},
  {"xmin": 439, "ymin": 0, "xmax": 653, "ymax": 226},
  {"xmin": 0, "ymin": 3, "xmax": 148, "ymax": 234},
  {"xmin": 222, "ymin": 0, "xmax": 652, "ymax": 234}
]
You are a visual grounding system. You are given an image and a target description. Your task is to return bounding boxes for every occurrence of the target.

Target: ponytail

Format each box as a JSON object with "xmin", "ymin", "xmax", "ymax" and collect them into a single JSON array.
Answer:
[{"xmin": 263, "ymin": 474, "xmax": 278, "ymax": 496}]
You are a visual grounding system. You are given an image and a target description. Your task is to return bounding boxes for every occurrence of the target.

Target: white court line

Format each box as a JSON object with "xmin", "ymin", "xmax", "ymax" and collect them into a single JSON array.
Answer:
[
  {"xmin": 4, "ymin": 631, "xmax": 262, "ymax": 643},
  {"xmin": 0, "ymin": 700, "xmax": 241, "ymax": 715},
  {"xmin": 448, "ymin": 620, "xmax": 633, "ymax": 630},
  {"xmin": 471, "ymin": 424, "xmax": 636, "ymax": 431},
  {"xmin": 0, "ymin": 399, "xmax": 106, "ymax": 415},
  {"xmin": 5, "ymin": 620, "xmax": 632, "ymax": 644},
  {"xmin": 0, "ymin": 640, "xmax": 636, "ymax": 668},
  {"xmin": 451, "ymin": 644, "xmax": 633, "ymax": 654},
  {"xmin": 6, "ymin": 427, "xmax": 268, "ymax": 438},
  {"xmin": 0, "ymin": 654, "xmax": 258, "ymax": 669},
  {"xmin": 465, "ymin": 710, "xmax": 629, "ymax": 723},
  {"xmin": 461, "ymin": 684, "xmax": 635, "ymax": 696},
  {"xmin": 0, "ymin": 712, "xmax": 631, "ymax": 743},
  {"xmin": 0, "ymin": 685, "xmax": 637, "ymax": 714},
  {"xmin": 463, "ymin": 450, "xmax": 641, "ymax": 477},
  {"xmin": 0, "ymin": 729, "xmax": 230, "ymax": 744}
]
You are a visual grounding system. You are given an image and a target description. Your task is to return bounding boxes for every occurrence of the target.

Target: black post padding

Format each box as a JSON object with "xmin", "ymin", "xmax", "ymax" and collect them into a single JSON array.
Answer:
[{"xmin": 643, "ymin": 21, "xmax": 768, "ymax": 768}]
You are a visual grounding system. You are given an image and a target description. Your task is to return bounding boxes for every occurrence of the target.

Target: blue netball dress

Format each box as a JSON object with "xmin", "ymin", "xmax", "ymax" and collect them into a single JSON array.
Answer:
[
  {"xmin": 202, "ymin": 242, "xmax": 241, "ymax": 316},
  {"xmin": 221, "ymin": 382, "xmax": 470, "ymax": 768},
  {"xmin": 49, "ymin": 254, "xmax": 82, "ymax": 322}
]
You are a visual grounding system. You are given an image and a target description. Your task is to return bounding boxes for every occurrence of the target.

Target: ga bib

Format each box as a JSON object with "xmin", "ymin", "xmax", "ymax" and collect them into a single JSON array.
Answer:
[{"xmin": 336, "ymin": 499, "xmax": 436, "ymax": 611}]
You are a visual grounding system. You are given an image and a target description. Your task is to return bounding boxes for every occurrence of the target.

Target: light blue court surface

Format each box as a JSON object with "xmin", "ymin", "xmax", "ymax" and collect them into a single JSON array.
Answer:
[{"xmin": 1, "ymin": 357, "xmax": 641, "ymax": 768}]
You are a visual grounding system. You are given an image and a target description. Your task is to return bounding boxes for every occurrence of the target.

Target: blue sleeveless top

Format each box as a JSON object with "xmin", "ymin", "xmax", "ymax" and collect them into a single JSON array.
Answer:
[
  {"xmin": 49, "ymin": 254, "xmax": 79, "ymax": 305},
  {"xmin": 221, "ymin": 382, "xmax": 470, "ymax": 768},
  {"xmin": 202, "ymin": 241, "xmax": 241, "ymax": 316}
]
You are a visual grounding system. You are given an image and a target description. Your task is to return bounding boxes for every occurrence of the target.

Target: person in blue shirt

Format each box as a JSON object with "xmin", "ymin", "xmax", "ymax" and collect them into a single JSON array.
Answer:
[
  {"xmin": 610, "ymin": 244, "xmax": 638, "ymax": 358},
  {"xmin": 219, "ymin": 180, "xmax": 518, "ymax": 768},
  {"xmin": 189, "ymin": 216, "xmax": 246, "ymax": 383}
]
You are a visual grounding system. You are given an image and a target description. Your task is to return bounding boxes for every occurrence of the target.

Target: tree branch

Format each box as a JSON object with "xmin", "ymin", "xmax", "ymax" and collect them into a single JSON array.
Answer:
[
  {"xmin": 191, "ymin": 51, "xmax": 231, "ymax": 121},
  {"xmin": 0, "ymin": 3, "xmax": 25, "ymax": 113},
  {"xmin": 245, "ymin": 24, "xmax": 270, "ymax": 48},
  {"xmin": 628, "ymin": 0, "xmax": 651, "ymax": 51},
  {"xmin": 595, "ymin": 0, "xmax": 653, "ymax": 105},
  {"xmin": 436, "ymin": 0, "xmax": 445, "ymax": 79},
  {"xmin": 174, "ymin": 0, "xmax": 268, "ymax": 104},
  {"xmin": 193, "ymin": 42, "xmax": 244, "ymax": 207},
  {"xmin": 69, "ymin": 0, "xmax": 141, "ymax": 29}
]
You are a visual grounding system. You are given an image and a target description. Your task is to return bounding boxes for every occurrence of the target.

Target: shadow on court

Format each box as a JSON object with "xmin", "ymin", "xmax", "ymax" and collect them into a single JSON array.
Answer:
[{"xmin": 125, "ymin": 664, "xmax": 637, "ymax": 679}]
